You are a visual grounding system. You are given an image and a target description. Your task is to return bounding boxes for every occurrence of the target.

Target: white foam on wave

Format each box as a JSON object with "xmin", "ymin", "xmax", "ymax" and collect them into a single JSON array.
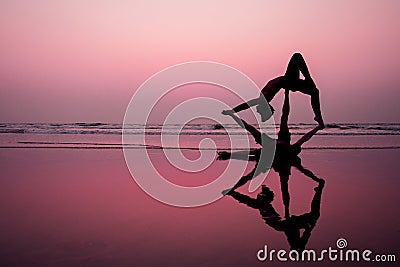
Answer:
[{"xmin": 0, "ymin": 123, "xmax": 399, "ymax": 136}]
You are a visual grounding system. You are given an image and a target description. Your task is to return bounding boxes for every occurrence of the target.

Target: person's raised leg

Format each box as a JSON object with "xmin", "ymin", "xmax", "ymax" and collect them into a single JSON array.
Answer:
[
  {"xmin": 284, "ymin": 53, "xmax": 324, "ymax": 125},
  {"xmin": 293, "ymin": 124, "xmax": 323, "ymax": 148},
  {"xmin": 284, "ymin": 53, "xmax": 301, "ymax": 80},
  {"xmin": 301, "ymin": 85, "xmax": 324, "ymax": 126},
  {"xmin": 285, "ymin": 53, "xmax": 315, "ymax": 87},
  {"xmin": 286, "ymin": 80, "xmax": 324, "ymax": 127},
  {"xmin": 310, "ymin": 89, "xmax": 324, "ymax": 126}
]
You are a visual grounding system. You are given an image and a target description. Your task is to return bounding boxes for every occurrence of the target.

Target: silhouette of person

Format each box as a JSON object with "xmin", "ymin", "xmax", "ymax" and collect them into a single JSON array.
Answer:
[
  {"xmin": 219, "ymin": 89, "xmax": 323, "ymax": 198},
  {"xmin": 227, "ymin": 181, "xmax": 324, "ymax": 252},
  {"xmin": 222, "ymin": 53, "xmax": 324, "ymax": 126}
]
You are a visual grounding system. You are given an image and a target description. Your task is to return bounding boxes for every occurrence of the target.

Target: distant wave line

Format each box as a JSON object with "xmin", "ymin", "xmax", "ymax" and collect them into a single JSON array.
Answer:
[
  {"xmin": 1, "ymin": 144, "xmax": 400, "ymax": 150},
  {"xmin": 0, "ymin": 129, "xmax": 398, "ymax": 136}
]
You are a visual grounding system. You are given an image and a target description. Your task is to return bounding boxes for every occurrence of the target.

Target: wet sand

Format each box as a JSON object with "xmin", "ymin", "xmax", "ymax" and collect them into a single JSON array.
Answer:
[{"xmin": 0, "ymin": 148, "xmax": 399, "ymax": 266}]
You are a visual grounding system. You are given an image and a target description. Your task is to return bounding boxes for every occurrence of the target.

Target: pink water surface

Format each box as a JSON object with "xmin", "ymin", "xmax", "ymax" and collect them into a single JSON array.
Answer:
[{"xmin": 0, "ymin": 147, "xmax": 399, "ymax": 266}]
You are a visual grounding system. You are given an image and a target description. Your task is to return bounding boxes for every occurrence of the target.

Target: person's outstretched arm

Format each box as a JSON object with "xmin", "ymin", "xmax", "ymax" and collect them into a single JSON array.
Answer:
[
  {"xmin": 222, "ymin": 166, "xmax": 257, "ymax": 193},
  {"xmin": 228, "ymin": 190, "xmax": 259, "ymax": 209},
  {"xmin": 217, "ymin": 150, "xmax": 256, "ymax": 161},
  {"xmin": 228, "ymin": 113, "xmax": 262, "ymax": 144},
  {"xmin": 222, "ymin": 98, "xmax": 260, "ymax": 114},
  {"xmin": 293, "ymin": 124, "xmax": 323, "ymax": 147},
  {"xmin": 292, "ymin": 162, "xmax": 322, "ymax": 183}
]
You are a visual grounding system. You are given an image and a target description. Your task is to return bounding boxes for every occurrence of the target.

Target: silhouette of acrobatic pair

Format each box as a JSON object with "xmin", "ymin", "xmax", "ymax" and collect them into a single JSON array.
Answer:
[
  {"xmin": 222, "ymin": 52, "xmax": 324, "ymax": 126},
  {"xmin": 218, "ymin": 53, "xmax": 325, "ymax": 251}
]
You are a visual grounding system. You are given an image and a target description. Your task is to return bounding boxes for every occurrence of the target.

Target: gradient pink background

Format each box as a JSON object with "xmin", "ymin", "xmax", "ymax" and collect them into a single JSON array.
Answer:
[{"xmin": 0, "ymin": 1, "xmax": 399, "ymax": 123}]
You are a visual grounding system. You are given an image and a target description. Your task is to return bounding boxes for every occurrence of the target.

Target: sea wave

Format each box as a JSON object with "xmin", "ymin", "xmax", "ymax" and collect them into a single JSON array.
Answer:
[
  {"xmin": 326, "ymin": 123, "xmax": 400, "ymax": 131},
  {"xmin": 0, "ymin": 122, "xmax": 399, "ymax": 136},
  {"xmin": 0, "ymin": 141, "xmax": 399, "ymax": 150}
]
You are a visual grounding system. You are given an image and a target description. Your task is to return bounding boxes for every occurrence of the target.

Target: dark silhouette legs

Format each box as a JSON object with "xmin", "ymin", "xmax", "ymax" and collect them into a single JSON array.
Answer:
[
  {"xmin": 282, "ymin": 53, "xmax": 324, "ymax": 126},
  {"xmin": 284, "ymin": 53, "xmax": 314, "ymax": 84}
]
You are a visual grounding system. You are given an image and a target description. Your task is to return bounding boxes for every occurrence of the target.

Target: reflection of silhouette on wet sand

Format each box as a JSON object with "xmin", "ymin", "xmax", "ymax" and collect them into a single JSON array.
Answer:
[
  {"xmin": 218, "ymin": 89, "xmax": 325, "ymax": 251},
  {"xmin": 219, "ymin": 89, "xmax": 323, "ymax": 197},
  {"xmin": 218, "ymin": 145, "xmax": 325, "ymax": 251},
  {"xmin": 228, "ymin": 182, "xmax": 324, "ymax": 251}
]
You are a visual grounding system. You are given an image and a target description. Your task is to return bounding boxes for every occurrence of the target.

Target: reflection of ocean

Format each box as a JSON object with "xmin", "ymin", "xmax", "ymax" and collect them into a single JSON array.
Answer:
[{"xmin": 1, "ymin": 123, "xmax": 400, "ymax": 149}]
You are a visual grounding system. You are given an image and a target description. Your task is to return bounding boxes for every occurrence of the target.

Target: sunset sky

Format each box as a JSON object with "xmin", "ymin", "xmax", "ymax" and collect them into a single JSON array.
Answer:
[{"xmin": 1, "ymin": 1, "xmax": 399, "ymax": 123}]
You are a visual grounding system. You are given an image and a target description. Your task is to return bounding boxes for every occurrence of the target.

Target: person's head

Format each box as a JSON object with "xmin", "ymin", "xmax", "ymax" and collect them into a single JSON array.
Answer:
[
  {"xmin": 256, "ymin": 102, "xmax": 274, "ymax": 122},
  {"xmin": 257, "ymin": 185, "xmax": 274, "ymax": 203}
]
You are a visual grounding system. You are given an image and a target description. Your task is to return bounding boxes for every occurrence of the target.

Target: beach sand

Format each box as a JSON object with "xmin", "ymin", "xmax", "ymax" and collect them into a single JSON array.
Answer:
[{"xmin": 0, "ymin": 148, "xmax": 399, "ymax": 266}]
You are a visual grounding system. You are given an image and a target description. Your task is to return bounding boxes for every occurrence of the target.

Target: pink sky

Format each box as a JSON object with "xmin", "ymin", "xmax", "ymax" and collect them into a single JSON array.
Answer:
[{"xmin": 0, "ymin": 1, "xmax": 399, "ymax": 123}]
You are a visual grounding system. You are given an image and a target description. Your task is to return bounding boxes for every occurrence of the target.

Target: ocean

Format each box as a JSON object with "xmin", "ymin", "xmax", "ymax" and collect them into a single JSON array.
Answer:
[{"xmin": 1, "ymin": 122, "xmax": 399, "ymax": 150}]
